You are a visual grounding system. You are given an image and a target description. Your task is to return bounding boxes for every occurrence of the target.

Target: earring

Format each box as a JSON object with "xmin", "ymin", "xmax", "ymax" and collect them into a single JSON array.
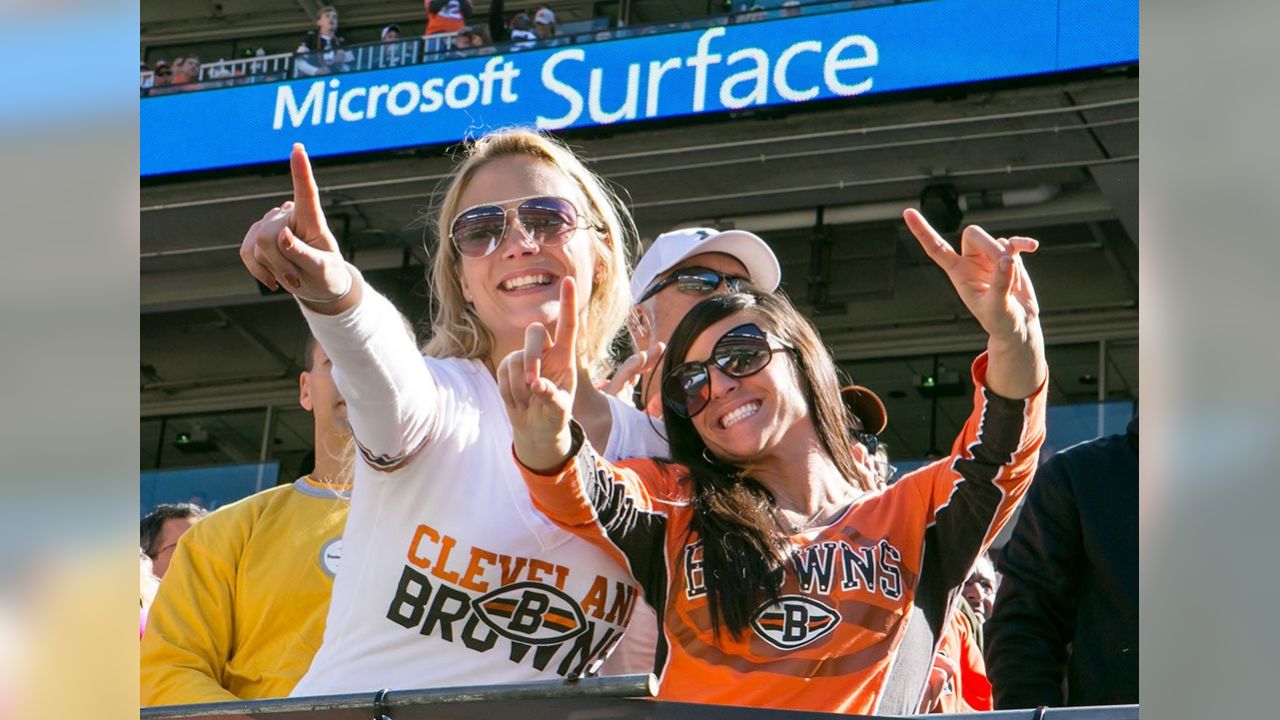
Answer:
[{"xmin": 701, "ymin": 448, "xmax": 718, "ymax": 465}]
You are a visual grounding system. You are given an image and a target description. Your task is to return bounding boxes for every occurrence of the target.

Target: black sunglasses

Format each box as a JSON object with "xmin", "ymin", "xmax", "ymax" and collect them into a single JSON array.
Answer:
[
  {"xmin": 449, "ymin": 195, "xmax": 585, "ymax": 258},
  {"xmin": 854, "ymin": 430, "xmax": 880, "ymax": 455},
  {"xmin": 663, "ymin": 323, "xmax": 791, "ymax": 419},
  {"xmin": 637, "ymin": 267, "xmax": 748, "ymax": 304}
]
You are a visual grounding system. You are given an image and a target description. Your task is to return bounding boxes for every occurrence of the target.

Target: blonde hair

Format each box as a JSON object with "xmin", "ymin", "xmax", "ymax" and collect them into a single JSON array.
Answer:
[{"xmin": 424, "ymin": 129, "xmax": 635, "ymax": 377}]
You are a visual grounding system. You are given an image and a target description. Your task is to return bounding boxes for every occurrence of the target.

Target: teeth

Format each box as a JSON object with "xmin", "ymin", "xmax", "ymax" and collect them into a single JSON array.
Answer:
[
  {"xmin": 721, "ymin": 401, "xmax": 761, "ymax": 429},
  {"xmin": 501, "ymin": 274, "xmax": 554, "ymax": 291}
]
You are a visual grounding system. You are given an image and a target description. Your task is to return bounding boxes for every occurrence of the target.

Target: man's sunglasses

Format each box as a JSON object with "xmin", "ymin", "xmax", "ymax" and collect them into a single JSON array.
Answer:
[
  {"xmin": 637, "ymin": 267, "xmax": 748, "ymax": 304},
  {"xmin": 854, "ymin": 430, "xmax": 880, "ymax": 455},
  {"xmin": 663, "ymin": 323, "xmax": 791, "ymax": 419},
  {"xmin": 449, "ymin": 195, "xmax": 587, "ymax": 258}
]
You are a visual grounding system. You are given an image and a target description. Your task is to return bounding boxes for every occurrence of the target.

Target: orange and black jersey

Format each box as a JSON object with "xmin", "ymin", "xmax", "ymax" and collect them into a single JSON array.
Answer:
[{"xmin": 519, "ymin": 354, "xmax": 1046, "ymax": 715}]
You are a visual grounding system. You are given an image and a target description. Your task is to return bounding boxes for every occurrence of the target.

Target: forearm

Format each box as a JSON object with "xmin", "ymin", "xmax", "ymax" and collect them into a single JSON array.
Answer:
[
  {"xmin": 513, "ymin": 425, "xmax": 574, "ymax": 474},
  {"xmin": 984, "ymin": 319, "xmax": 1046, "ymax": 400},
  {"xmin": 141, "ymin": 659, "xmax": 241, "ymax": 706},
  {"xmin": 298, "ymin": 277, "xmax": 435, "ymax": 461},
  {"xmin": 140, "ymin": 545, "xmax": 240, "ymax": 706}
]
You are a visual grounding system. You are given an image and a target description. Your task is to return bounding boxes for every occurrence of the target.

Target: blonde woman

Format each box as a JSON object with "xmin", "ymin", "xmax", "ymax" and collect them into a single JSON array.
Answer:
[{"xmin": 239, "ymin": 130, "xmax": 664, "ymax": 695}]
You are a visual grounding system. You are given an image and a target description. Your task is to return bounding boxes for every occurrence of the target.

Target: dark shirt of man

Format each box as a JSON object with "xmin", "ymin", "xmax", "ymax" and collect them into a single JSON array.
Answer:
[{"xmin": 985, "ymin": 417, "xmax": 1138, "ymax": 708}]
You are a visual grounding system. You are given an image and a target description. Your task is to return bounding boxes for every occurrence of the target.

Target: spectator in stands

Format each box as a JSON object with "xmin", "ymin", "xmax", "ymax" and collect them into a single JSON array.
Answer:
[
  {"xmin": 426, "ymin": 0, "xmax": 473, "ymax": 36},
  {"xmin": 151, "ymin": 59, "xmax": 171, "ymax": 84},
  {"xmin": 469, "ymin": 27, "xmax": 494, "ymax": 53},
  {"xmin": 534, "ymin": 5, "xmax": 557, "ymax": 39},
  {"xmin": 605, "ymin": 228, "xmax": 780, "ymax": 417},
  {"xmin": 140, "ymin": 550, "xmax": 159, "ymax": 638},
  {"xmin": 924, "ymin": 595, "xmax": 992, "ymax": 713},
  {"xmin": 140, "ymin": 503, "xmax": 207, "ymax": 579},
  {"xmin": 450, "ymin": 27, "xmax": 474, "ymax": 57},
  {"xmin": 598, "ymin": 228, "xmax": 781, "ymax": 671},
  {"xmin": 963, "ymin": 552, "xmax": 998, "ymax": 633},
  {"xmin": 238, "ymin": 131, "xmax": 668, "ymax": 693},
  {"xmin": 139, "ymin": 61, "xmax": 152, "ymax": 89},
  {"xmin": 296, "ymin": 6, "xmax": 351, "ymax": 77},
  {"xmin": 781, "ymin": 0, "xmax": 802, "ymax": 17},
  {"xmin": 379, "ymin": 24, "xmax": 404, "ymax": 67},
  {"xmin": 923, "ymin": 552, "xmax": 998, "ymax": 713},
  {"xmin": 140, "ymin": 338, "xmax": 361, "ymax": 704},
  {"xmin": 502, "ymin": 202, "xmax": 1048, "ymax": 713},
  {"xmin": 841, "ymin": 384, "xmax": 892, "ymax": 488},
  {"xmin": 508, "ymin": 9, "xmax": 537, "ymax": 46},
  {"xmin": 985, "ymin": 417, "xmax": 1138, "ymax": 708},
  {"xmin": 737, "ymin": 4, "xmax": 767, "ymax": 23},
  {"xmin": 144, "ymin": 59, "xmax": 172, "ymax": 97},
  {"xmin": 172, "ymin": 56, "xmax": 201, "ymax": 85}
]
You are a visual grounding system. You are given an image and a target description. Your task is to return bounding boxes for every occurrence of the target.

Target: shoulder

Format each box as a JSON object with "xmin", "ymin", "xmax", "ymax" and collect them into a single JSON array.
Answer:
[
  {"xmin": 605, "ymin": 395, "xmax": 669, "ymax": 456},
  {"xmin": 173, "ymin": 486, "xmax": 288, "ymax": 562},
  {"xmin": 423, "ymin": 356, "xmax": 487, "ymax": 389},
  {"xmin": 1040, "ymin": 431, "xmax": 1135, "ymax": 489},
  {"xmin": 610, "ymin": 456, "xmax": 693, "ymax": 503}
]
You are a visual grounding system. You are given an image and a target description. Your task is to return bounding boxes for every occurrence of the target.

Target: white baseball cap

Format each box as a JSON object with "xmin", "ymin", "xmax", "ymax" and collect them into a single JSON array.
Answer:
[{"xmin": 630, "ymin": 227, "xmax": 781, "ymax": 303}]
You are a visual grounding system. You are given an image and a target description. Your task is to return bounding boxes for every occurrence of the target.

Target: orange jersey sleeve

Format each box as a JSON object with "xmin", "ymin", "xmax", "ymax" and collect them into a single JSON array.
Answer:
[{"xmin": 518, "ymin": 352, "xmax": 1045, "ymax": 715}]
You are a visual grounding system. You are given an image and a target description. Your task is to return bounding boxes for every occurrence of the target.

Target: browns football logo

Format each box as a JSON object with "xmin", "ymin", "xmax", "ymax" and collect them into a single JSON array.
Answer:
[
  {"xmin": 751, "ymin": 595, "xmax": 841, "ymax": 650},
  {"xmin": 472, "ymin": 581, "xmax": 588, "ymax": 645}
]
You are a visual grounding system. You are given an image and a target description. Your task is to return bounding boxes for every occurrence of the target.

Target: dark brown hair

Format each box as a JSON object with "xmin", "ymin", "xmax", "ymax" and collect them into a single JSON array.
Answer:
[{"xmin": 660, "ymin": 289, "xmax": 871, "ymax": 638}]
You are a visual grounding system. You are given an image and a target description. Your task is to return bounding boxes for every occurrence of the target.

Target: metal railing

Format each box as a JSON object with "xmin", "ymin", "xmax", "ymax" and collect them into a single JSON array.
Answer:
[
  {"xmin": 198, "ymin": 51, "xmax": 294, "ymax": 83},
  {"xmin": 140, "ymin": 0, "xmax": 916, "ymax": 96},
  {"xmin": 140, "ymin": 671, "xmax": 1137, "ymax": 720}
]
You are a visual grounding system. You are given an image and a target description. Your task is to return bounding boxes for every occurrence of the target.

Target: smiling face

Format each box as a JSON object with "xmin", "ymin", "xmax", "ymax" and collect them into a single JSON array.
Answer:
[
  {"xmin": 681, "ymin": 313, "xmax": 817, "ymax": 464},
  {"xmin": 454, "ymin": 155, "xmax": 597, "ymax": 360}
]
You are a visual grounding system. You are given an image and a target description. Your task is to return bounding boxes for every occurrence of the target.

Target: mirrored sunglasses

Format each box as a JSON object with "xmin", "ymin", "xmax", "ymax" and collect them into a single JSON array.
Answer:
[
  {"xmin": 638, "ymin": 267, "xmax": 748, "ymax": 304},
  {"xmin": 449, "ymin": 195, "xmax": 582, "ymax": 258},
  {"xmin": 663, "ymin": 323, "xmax": 791, "ymax": 419}
]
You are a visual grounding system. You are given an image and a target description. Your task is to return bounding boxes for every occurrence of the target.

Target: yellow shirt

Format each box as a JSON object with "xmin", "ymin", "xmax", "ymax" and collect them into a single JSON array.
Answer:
[{"xmin": 141, "ymin": 476, "xmax": 349, "ymax": 705}]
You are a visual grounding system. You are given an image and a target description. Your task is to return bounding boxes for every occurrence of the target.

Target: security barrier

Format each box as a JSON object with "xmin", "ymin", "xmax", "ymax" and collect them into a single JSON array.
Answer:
[{"xmin": 140, "ymin": 674, "xmax": 1139, "ymax": 720}]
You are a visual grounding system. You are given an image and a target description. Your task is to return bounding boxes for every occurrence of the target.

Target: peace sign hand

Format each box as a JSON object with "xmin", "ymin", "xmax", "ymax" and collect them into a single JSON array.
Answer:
[
  {"xmin": 239, "ymin": 143, "xmax": 356, "ymax": 312},
  {"xmin": 904, "ymin": 208, "xmax": 1041, "ymax": 344},
  {"xmin": 498, "ymin": 278, "xmax": 582, "ymax": 472},
  {"xmin": 904, "ymin": 208, "xmax": 1046, "ymax": 398}
]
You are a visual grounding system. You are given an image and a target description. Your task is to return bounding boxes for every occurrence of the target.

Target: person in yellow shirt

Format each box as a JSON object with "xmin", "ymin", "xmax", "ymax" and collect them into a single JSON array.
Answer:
[{"xmin": 141, "ymin": 336, "xmax": 353, "ymax": 705}]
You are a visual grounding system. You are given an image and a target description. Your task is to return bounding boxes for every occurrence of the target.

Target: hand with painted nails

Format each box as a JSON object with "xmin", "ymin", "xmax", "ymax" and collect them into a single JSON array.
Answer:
[
  {"xmin": 239, "ymin": 143, "xmax": 357, "ymax": 313},
  {"xmin": 903, "ymin": 208, "xmax": 1046, "ymax": 399},
  {"xmin": 497, "ymin": 277, "xmax": 581, "ymax": 473}
]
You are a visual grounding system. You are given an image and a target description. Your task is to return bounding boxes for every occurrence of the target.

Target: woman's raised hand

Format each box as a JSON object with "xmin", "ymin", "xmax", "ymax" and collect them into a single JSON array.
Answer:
[
  {"xmin": 498, "ymin": 278, "xmax": 581, "ymax": 472},
  {"xmin": 903, "ymin": 208, "xmax": 1042, "ymax": 345},
  {"xmin": 903, "ymin": 208, "xmax": 1046, "ymax": 398},
  {"xmin": 239, "ymin": 143, "xmax": 356, "ymax": 312}
]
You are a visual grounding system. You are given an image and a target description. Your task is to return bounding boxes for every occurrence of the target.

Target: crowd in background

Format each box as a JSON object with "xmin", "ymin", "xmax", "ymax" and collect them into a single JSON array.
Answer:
[{"xmin": 139, "ymin": 0, "xmax": 847, "ymax": 95}]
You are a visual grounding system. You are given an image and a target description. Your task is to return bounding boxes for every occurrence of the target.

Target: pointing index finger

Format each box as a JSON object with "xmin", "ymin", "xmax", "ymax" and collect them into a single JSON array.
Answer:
[
  {"xmin": 903, "ymin": 208, "xmax": 958, "ymax": 270},
  {"xmin": 290, "ymin": 143, "xmax": 323, "ymax": 220},
  {"xmin": 551, "ymin": 277, "xmax": 579, "ymax": 365}
]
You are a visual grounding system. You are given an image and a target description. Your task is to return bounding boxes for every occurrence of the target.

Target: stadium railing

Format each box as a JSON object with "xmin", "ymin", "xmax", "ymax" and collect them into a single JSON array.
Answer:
[
  {"xmin": 140, "ymin": 0, "xmax": 913, "ymax": 95},
  {"xmin": 139, "ymin": 671, "xmax": 1140, "ymax": 720},
  {"xmin": 199, "ymin": 51, "xmax": 294, "ymax": 83}
]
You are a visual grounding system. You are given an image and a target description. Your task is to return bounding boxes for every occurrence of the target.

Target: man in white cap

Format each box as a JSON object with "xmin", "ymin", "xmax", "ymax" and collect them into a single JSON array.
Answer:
[{"xmin": 606, "ymin": 227, "xmax": 781, "ymax": 415}]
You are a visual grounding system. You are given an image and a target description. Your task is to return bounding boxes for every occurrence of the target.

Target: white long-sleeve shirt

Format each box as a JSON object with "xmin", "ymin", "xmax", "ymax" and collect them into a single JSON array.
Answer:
[{"xmin": 291, "ymin": 286, "xmax": 665, "ymax": 695}]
